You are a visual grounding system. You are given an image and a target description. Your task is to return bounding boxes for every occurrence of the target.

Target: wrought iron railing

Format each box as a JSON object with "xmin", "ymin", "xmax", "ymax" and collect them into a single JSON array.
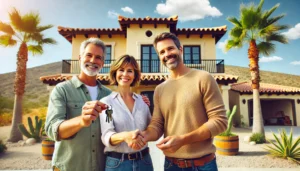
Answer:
[{"xmin": 62, "ymin": 59, "xmax": 224, "ymax": 74}]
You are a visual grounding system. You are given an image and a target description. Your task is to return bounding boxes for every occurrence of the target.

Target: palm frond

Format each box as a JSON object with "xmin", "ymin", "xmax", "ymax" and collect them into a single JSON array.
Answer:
[
  {"xmin": 40, "ymin": 38, "xmax": 57, "ymax": 45},
  {"xmin": 265, "ymin": 14, "xmax": 286, "ymax": 27},
  {"xmin": 257, "ymin": 0, "xmax": 265, "ymax": 12},
  {"xmin": 27, "ymin": 33, "xmax": 43, "ymax": 42},
  {"xmin": 21, "ymin": 12, "xmax": 40, "ymax": 33},
  {"xmin": 227, "ymin": 17, "xmax": 242, "ymax": 27},
  {"xmin": 28, "ymin": 44, "xmax": 43, "ymax": 56},
  {"xmin": 229, "ymin": 27, "xmax": 243, "ymax": 38},
  {"xmin": 8, "ymin": 8, "xmax": 24, "ymax": 32},
  {"xmin": 225, "ymin": 39, "xmax": 243, "ymax": 51},
  {"xmin": 37, "ymin": 24, "xmax": 54, "ymax": 32},
  {"xmin": 257, "ymin": 42, "xmax": 275, "ymax": 56},
  {"xmin": 266, "ymin": 33, "xmax": 288, "ymax": 44},
  {"xmin": 0, "ymin": 22, "xmax": 15, "ymax": 35},
  {"xmin": 241, "ymin": 4, "xmax": 261, "ymax": 29},
  {"xmin": 0, "ymin": 35, "xmax": 17, "ymax": 47},
  {"xmin": 261, "ymin": 3, "xmax": 279, "ymax": 21}
]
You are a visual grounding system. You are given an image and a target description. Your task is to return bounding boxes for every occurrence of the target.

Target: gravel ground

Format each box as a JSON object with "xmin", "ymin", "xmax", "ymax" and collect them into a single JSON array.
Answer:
[{"xmin": 0, "ymin": 126, "xmax": 299, "ymax": 170}]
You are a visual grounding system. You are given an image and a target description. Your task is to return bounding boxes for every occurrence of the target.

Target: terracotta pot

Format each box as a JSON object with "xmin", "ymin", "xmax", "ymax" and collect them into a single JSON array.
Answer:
[
  {"xmin": 41, "ymin": 139, "xmax": 55, "ymax": 160},
  {"xmin": 214, "ymin": 135, "xmax": 239, "ymax": 155}
]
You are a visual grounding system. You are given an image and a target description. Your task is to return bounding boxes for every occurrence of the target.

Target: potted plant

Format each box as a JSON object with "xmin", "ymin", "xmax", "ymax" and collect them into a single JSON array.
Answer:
[
  {"xmin": 41, "ymin": 136, "xmax": 55, "ymax": 160},
  {"xmin": 214, "ymin": 105, "xmax": 239, "ymax": 155}
]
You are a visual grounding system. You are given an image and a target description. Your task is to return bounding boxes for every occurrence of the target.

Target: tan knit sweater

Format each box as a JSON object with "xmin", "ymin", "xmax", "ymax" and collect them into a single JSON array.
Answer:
[{"xmin": 148, "ymin": 69, "xmax": 228, "ymax": 158}]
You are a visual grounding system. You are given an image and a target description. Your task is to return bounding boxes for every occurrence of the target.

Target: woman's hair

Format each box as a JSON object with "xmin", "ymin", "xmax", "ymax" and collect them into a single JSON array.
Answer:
[{"xmin": 109, "ymin": 54, "xmax": 141, "ymax": 86}]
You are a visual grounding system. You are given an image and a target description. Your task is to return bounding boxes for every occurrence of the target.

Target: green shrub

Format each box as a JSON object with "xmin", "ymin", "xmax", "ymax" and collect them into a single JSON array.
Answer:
[
  {"xmin": 250, "ymin": 133, "xmax": 265, "ymax": 144},
  {"xmin": 0, "ymin": 140, "xmax": 7, "ymax": 153},
  {"xmin": 0, "ymin": 113, "xmax": 12, "ymax": 126},
  {"xmin": 264, "ymin": 129, "xmax": 300, "ymax": 164}
]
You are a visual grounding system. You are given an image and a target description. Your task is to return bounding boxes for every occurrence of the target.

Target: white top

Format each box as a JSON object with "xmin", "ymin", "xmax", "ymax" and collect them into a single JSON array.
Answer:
[
  {"xmin": 99, "ymin": 91, "xmax": 151, "ymax": 153},
  {"xmin": 85, "ymin": 84, "xmax": 98, "ymax": 100}
]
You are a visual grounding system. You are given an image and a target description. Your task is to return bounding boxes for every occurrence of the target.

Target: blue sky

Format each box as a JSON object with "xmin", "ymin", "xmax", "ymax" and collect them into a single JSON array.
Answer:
[{"xmin": 0, "ymin": 0, "xmax": 299, "ymax": 75}]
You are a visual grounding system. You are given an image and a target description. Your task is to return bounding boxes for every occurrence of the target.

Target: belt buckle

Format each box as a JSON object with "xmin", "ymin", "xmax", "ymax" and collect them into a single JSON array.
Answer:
[
  {"xmin": 128, "ymin": 153, "xmax": 138, "ymax": 160},
  {"xmin": 177, "ymin": 159, "xmax": 189, "ymax": 168}
]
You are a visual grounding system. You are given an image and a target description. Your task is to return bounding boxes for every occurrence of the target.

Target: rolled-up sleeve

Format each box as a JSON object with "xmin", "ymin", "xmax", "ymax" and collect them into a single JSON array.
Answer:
[
  {"xmin": 45, "ymin": 86, "xmax": 66, "ymax": 141},
  {"xmin": 99, "ymin": 99, "xmax": 119, "ymax": 150},
  {"xmin": 201, "ymin": 73, "xmax": 228, "ymax": 137}
]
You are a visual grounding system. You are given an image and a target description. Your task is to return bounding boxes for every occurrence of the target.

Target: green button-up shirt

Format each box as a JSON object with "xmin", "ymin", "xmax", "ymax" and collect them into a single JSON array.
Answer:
[{"xmin": 45, "ymin": 76, "xmax": 111, "ymax": 171}]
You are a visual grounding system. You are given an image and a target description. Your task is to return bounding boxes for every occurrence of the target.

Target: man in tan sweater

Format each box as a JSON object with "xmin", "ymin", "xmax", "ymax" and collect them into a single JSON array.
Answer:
[{"xmin": 131, "ymin": 32, "xmax": 228, "ymax": 170}]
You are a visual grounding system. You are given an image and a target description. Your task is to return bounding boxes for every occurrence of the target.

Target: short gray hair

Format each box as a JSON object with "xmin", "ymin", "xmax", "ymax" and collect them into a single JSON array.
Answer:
[{"xmin": 79, "ymin": 37, "xmax": 106, "ymax": 57}]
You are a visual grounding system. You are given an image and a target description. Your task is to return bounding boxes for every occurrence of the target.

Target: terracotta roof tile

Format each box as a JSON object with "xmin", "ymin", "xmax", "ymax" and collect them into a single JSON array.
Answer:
[
  {"xmin": 118, "ymin": 15, "xmax": 178, "ymax": 22},
  {"xmin": 231, "ymin": 82, "xmax": 300, "ymax": 94},
  {"xmin": 177, "ymin": 25, "xmax": 227, "ymax": 32},
  {"xmin": 40, "ymin": 73, "xmax": 238, "ymax": 86},
  {"xmin": 58, "ymin": 26, "xmax": 123, "ymax": 32}
]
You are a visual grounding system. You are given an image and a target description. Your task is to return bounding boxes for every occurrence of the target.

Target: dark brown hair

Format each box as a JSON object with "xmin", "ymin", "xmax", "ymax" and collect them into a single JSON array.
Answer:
[
  {"xmin": 109, "ymin": 55, "xmax": 141, "ymax": 86},
  {"xmin": 153, "ymin": 32, "xmax": 181, "ymax": 52}
]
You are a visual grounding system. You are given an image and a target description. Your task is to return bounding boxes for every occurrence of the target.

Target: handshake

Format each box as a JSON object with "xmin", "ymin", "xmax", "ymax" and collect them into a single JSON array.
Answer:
[
  {"xmin": 125, "ymin": 129, "xmax": 148, "ymax": 150},
  {"xmin": 125, "ymin": 129, "xmax": 184, "ymax": 153}
]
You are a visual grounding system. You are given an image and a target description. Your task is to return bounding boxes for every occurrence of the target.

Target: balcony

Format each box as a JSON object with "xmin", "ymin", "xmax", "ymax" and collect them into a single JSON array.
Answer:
[{"xmin": 62, "ymin": 59, "xmax": 224, "ymax": 74}]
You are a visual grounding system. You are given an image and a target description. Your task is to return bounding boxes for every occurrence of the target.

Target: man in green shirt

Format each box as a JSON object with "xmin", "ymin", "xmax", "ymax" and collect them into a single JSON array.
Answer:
[{"xmin": 45, "ymin": 38, "xmax": 112, "ymax": 171}]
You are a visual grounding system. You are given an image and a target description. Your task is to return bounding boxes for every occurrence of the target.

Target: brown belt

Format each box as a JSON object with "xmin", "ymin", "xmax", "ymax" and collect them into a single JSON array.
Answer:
[{"xmin": 166, "ymin": 153, "xmax": 215, "ymax": 168}]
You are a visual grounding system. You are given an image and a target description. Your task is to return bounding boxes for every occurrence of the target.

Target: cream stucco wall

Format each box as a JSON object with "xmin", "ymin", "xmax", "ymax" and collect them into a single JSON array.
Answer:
[
  {"xmin": 231, "ymin": 92, "xmax": 300, "ymax": 127},
  {"xmin": 177, "ymin": 34, "xmax": 216, "ymax": 60},
  {"xmin": 71, "ymin": 34, "xmax": 126, "ymax": 60},
  {"xmin": 126, "ymin": 24, "xmax": 170, "ymax": 59}
]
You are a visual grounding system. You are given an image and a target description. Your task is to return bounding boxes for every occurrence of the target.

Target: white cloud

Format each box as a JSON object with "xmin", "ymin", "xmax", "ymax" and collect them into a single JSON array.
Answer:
[
  {"xmin": 216, "ymin": 40, "xmax": 228, "ymax": 54},
  {"xmin": 290, "ymin": 61, "xmax": 300, "ymax": 65},
  {"xmin": 259, "ymin": 56, "xmax": 283, "ymax": 63},
  {"xmin": 121, "ymin": 6, "xmax": 134, "ymax": 14},
  {"xmin": 155, "ymin": 0, "xmax": 222, "ymax": 21},
  {"xmin": 108, "ymin": 10, "xmax": 119, "ymax": 18},
  {"xmin": 282, "ymin": 23, "xmax": 300, "ymax": 40}
]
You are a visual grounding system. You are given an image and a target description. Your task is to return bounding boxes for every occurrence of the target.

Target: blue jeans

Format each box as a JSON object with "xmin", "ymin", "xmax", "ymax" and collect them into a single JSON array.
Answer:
[
  {"xmin": 164, "ymin": 157, "xmax": 218, "ymax": 171},
  {"xmin": 105, "ymin": 153, "xmax": 153, "ymax": 171}
]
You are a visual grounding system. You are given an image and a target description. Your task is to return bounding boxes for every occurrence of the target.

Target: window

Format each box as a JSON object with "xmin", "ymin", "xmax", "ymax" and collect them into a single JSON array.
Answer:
[
  {"xmin": 183, "ymin": 46, "xmax": 201, "ymax": 64},
  {"xmin": 141, "ymin": 45, "xmax": 159, "ymax": 73},
  {"xmin": 100, "ymin": 45, "xmax": 111, "ymax": 73}
]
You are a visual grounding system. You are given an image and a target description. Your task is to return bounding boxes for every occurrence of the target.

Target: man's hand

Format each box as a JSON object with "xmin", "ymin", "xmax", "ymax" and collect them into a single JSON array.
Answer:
[
  {"xmin": 141, "ymin": 95, "xmax": 150, "ymax": 107},
  {"xmin": 128, "ymin": 130, "xmax": 149, "ymax": 150},
  {"xmin": 125, "ymin": 130, "xmax": 146, "ymax": 150},
  {"xmin": 156, "ymin": 135, "xmax": 185, "ymax": 153},
  {"xmin": 80, "ymin": 101, "xmax": 107, "ymax": 127}
]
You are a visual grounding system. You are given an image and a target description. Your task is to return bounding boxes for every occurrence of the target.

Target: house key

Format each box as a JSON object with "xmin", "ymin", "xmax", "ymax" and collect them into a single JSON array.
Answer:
[{"xmin": 105, "ymin": 105, "xmax": 113, "ymax": 123}]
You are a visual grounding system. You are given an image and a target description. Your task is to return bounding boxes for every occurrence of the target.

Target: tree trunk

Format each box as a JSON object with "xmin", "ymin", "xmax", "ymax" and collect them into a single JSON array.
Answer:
[
  {"xmin": 248, "ymin": 40, "xmax": 265, "ymax": 136},
  {"xmin": 8, "ymin": 42, "xmax": 28, "ymax": 142}
]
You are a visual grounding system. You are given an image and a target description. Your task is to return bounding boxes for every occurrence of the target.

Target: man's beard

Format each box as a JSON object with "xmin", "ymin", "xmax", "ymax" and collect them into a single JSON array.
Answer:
[
  {"xmin": 81, "ymin": 62, "xmax": 101, "ymax": 76},
  {"xmin": 163, "ymin": 54, "xmax": 181, "ymax": 70}
]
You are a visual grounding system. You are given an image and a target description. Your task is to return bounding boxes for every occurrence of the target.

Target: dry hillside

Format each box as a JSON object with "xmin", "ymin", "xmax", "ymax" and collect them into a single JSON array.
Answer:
[{"xmin": 0, "ymin": 62, "xmax": 299, "ymax": 100}]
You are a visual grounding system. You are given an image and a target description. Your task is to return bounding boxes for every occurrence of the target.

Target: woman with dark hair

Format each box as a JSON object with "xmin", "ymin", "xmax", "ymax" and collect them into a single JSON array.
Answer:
[{"xmin": 99, "ymin": 55, "xmax": 153, "ymax": 171}]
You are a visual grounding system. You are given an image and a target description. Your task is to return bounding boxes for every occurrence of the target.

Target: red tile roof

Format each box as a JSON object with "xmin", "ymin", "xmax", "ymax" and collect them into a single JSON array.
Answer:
[
  {"xmin": 231, "ymin": 82, "xmax": 300, "ymax": 95},
  {"xmin": 40, "ymin": 73, "xmax": 238, "ymax": 86},
  {"xmin": 176, "ymin": 25, "xmax": 227, "ymax": 32},
  {"xmin": 118, "ymin": 15, "xmax": 178, "ymax": 22},
  {"xmin": 58, "ymin": 15, "xmax": 226, "ymax": 43}
]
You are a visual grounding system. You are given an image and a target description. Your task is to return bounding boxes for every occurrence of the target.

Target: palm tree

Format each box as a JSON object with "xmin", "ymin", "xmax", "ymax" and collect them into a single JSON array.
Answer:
[
  {"xmin": 226, "ymin": 0, "xmax": 288, "ymax": 136},
  {"xmin": 0, "ymin": 8, "xmax": 56, "ymax": 142}
]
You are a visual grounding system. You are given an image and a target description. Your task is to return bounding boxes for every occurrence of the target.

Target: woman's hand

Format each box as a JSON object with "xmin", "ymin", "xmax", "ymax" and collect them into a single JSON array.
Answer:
[{"xmin": 125, "ymin": 130, "xmax": 145, "ymax": 150}]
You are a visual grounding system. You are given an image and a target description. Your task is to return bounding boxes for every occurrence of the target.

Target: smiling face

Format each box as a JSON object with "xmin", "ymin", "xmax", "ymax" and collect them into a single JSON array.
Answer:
[
  {"xmin": 156, "ymin": 38, "xmax": 183, "ymax": 70},
  {"xmin": 116, "ymin": 63, "xmax": 135, "ymax": 87},
  {"xmin": 79, "ymin": 43, "xmax": 104, "ymax": 77}
]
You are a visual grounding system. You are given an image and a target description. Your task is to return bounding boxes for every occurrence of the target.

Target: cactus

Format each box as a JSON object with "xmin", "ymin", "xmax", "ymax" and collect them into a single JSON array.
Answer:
[
  {"xmin": 18, "ymin": 116, "xmax": 43, "ymax": 142},
  {"xmin": 224, "ymin": 105, "xmax": 237, "ymax": 136}
]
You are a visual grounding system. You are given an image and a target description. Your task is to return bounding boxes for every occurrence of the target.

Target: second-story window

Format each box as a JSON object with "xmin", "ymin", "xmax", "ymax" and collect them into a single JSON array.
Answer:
[
  {"xmin": 183, "ymin": 46, "xmax": 201, "ymax": 64},
  {"xmin": 141, "ymin": 45, "xmax": 159, "ymax": 73},
  {"xmin": 101, "ymin": 45, "xmax": 112, "ymax": 73}
]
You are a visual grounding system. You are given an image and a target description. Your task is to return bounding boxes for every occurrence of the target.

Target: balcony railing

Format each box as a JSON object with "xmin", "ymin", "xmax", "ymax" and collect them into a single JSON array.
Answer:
[{"xmin": 62, "ymin": 59, "xmax": 224, "ymax": 74}]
